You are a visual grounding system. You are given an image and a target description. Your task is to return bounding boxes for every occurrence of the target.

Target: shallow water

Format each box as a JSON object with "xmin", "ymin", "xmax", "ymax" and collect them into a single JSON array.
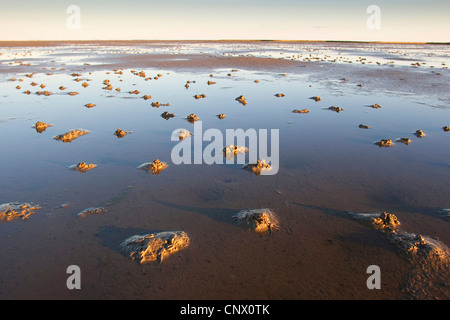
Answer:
[{"xmin": 0, "ymin": 44, "xmax": 449, "ymax": 299}]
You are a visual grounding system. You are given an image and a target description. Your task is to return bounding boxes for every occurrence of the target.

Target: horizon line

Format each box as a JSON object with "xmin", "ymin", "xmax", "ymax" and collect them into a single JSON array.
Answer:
[{"xmin": 1, "ymin": 39, "xmax": 449, "ymax": 46}]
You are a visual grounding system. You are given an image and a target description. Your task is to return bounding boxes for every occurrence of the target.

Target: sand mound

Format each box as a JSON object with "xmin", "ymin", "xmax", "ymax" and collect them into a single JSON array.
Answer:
[
  {"xmin": 349, "ymin": 211, "xmax": 400, "ymax": 230},
  {"xmin": 414, "ymin": 129, "xmax": 425, "ymax": 138},
  {"xmin": 175, "ymin": 129, "xmax": 192, "ymax": 140},
  {"xmin": 235, "ymin": 95, "xmax": 247, "ymax": 105},
  {"xmin": 233, "ymin": 209, "xmax": 279, "ymax": 234},
  {"xmin": 243, "ymin": 159, "xmax": 271, "ymax": 176},
  {"xmin": 375, "ymin": 139, "xmax": 393, "ymax": 147},
  {"xmin": 138, "ymin": 159, "xmax": 168, "ymax": 174},
  {"xmin": 0, "ymin": 202, "xmax": 40, "ymax": 223},
  {"xmin": 69, "ymin": 162, "xmax": 97, "ymax": 172},
  {"xmin": 33, "ymin": 121, "xmax": 51, "ymax": 133},
  {"xmin": 293, "ymin": 109, "xmax": 309, "ymax": 114},
  {"xmin": 223, "ymin": 145, "xmax": 248, "ymax": 160},
  {"xmin": 121, "ymin": 231, "xmax": 190, "ymax": 264},
  {"xmin": 186, "ymin": 113, "xmax": 199, "ymax": 123},
  {"xmin": 397, "ymin": 137, "xmax": 411, "ymax": 145},
  {"xmin": 114, "ymin": 129, "xmax": 132, "ymax": 138},
  {"xmin": 161, "ymin": 111, "xmax": 175, "ymax": 120},
  {"xmin": 151, "ymin": 102, "xmax": 170, "ymax": 107},
  {"xmin": 77, "ymin": 207, "xmax": 107, "ymax": 218},
  {"xmin": 54, "ymin": 129, "xmax": 90, "ymax": 142},
  {"xmin": 328, "ymin": 106, "xmax": 344, "ymax": 112}
]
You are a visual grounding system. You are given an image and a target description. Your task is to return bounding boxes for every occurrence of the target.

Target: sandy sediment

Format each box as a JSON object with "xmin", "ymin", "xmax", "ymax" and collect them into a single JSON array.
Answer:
[
  {"xmin": 292, "ymin": 109, "xmax": 309, "ymax": 114},
  {"xmin": 186, "ymin": 113, "xmax": 199, "ymax": 123},
  {"xmin": 223, "ymin": 145, "xmax": 248, "ymax": 160},
  {"xmin": 120, "ymin": 231, "xmax": 190, "ymax": 264},
  {"xmin": 54, "ymin": 129, "xmax": 90, "ymax": 143},
  {"xmin": 69, "ymin": 162, "xmax": 97, "ymax": 172},
  {"xmin": 33, "ymin": 121, "xmax": 52, "ymax": 133},
  {"xmin": 0, "ymin": 202, "xmax": 40, "ymax": 223},
  {"xmin": 375, "ymin": 139, "xmax": 394, "ymax": 147},
  {"xmin": 349, "ymin": 211, "xmax": 450, "ymax": 299},
  {"xmin": 243, "ymin": 159, "xmax": 271, "ymax": 176},
  {"xmin": 114, "ymin": 128, "xmax": 132, "ymax": 138},
  {"xmin": 138, "ymin": 159, "xmax": 168, "ymax": 175},
  {"xmin": 161, "ymin": 111, "xmax": 175, "ymax": 120},
  {"xmin": 176, "ymin": 129, "xmax": 192, "ymax": 140},
  {"xmin": 77, "ymin": 207, "xmax": 107, "ymax": 218},
  {"xmin": 233, "ymin": 209, "xmax": 279, "ymax": 234}
]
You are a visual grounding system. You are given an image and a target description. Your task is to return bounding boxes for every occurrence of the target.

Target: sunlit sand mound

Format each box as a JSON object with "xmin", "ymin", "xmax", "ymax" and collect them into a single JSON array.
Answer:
[
  {"xmin": 223, "ymin": 145, "xmax": 248, "ymax": 160},
  {"xmin": 114, "ymin": 128, "xmax": 132, "ymax": 138},
  {"xmin": 54, "ymin": 129, "xmax": 90, "ymax": 142},
  {"xmin": 371, "ymin": 212, "xmax": 401, "ymax": 231},
  {"xmin": 161, "ymin": 111, "xmax": 175, "ymax": 120},
  {"xmin": 243, "ymin": 159, "xmax": 271, "ymax": 176},
  {"xmin": 77, "ymin": 207, "xmax": 107, "ymax": 218},
  {"xmin": 194, "ymin": 94, "xmax": 206, "ymax": 99},
  {"xmin": 151, "ymin": 102, "xmax": 170, "ymax": 108},
  {"xmin": 414, "ymin": 129, "xmax": 426, "ymax": 138},
  {"xmin": 235, "ymin": 95, "xmax": 247, "ymax": 105},
  {"xmin": 138, "ymin": 159, "xmax": 168, "ymax": 175},
  {"xmin": 349, "ymin": 211, "xmax": 400, "ymax": 230},
  {"xmin": 121, "ymin": 231, "xmax": 190, "ymax": 264},
  {"xmin": 0, "ymin": 202, "xmax": 40, "ymax": 223},
  {"xmin": 175, "ymin": 129, "xmax": 192, "ymax": 141},
  {"xmin": 69, "ymin": 162, "xmax": 97, "ymax": 172},
  {"xmin": 292, "ymin": 109, "xmax": 309, "ymax": 114},
  {"xmin": 233, "ymin": 209, "xmax": 279, "ymax": 234},
  {"xmin": 390, "ymin": 232, "xmax": 449, "ymax": 262},
  {"xmin": 36, "ymin": 90, "xmax": 52, "ymax": 96},
  {"xmin": 33, "ymin": 121, "xmax": 52, "ymax": 133},
  {"xmin": 186, "ymin": 113, "xmax": 199, "ymax": 123},
  {"xmin": 328, "ymin": 106, "xmax": 344, "ymax": 112},
  {"xmin": 375, "ymin": 139, "xmax": 393, "ymax": 147},
  {"xmin": 397, "ymin": 137, "xmax": 411, "ymax": 145}
]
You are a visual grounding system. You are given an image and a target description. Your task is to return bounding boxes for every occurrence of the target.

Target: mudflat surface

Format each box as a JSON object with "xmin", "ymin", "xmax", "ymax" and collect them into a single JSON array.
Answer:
[{"xmin": 0, "ymin": 41, "xmax": 449, "ymax": 300}]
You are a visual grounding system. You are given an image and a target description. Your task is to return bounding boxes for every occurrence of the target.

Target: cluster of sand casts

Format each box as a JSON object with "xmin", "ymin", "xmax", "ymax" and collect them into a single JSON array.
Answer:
[
  {"xmin": 3, "ymin": 61, "xmax": 449, "ymax": 299},
  {"xmin": 21, "ymin": 68, "xmax": 450, "ymax": 168},
  {"xmin": 0, "ymin": 201, "xmax": 281, "ymax": 264},
  {"xmin": 120, "ymin": 208, "xmax": 284, "ymax": 264},
  {"xmin": 348, "ymin": 211, "xmax": 450, "ymax": 299}
]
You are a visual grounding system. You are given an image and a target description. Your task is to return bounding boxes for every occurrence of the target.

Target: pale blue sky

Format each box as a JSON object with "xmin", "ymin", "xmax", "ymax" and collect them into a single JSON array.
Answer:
[{"xmin": 1, "ymin": 0, "xmax": 449, "ymax": 42}]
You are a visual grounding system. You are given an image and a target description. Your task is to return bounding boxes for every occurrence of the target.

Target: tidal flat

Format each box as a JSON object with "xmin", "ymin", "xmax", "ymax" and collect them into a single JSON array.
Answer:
[{"xmin": 0, "ymin": 40, "xmax": 449, "ymax": 299}]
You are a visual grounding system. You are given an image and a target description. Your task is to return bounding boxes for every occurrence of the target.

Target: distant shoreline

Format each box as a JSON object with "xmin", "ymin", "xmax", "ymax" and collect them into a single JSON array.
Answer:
[{"xmin": 1, "ymin": 39, "xmax": 449, "ymax": 47}]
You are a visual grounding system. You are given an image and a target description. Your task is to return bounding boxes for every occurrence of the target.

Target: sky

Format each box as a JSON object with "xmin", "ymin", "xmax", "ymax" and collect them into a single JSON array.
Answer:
[{"xmin": 0, "ymin": 0, "xmax": 449, "ymax": 42}]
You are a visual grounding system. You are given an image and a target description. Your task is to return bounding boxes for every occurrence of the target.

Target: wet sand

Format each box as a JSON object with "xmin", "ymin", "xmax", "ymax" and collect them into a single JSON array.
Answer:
[{"xmin": 0, "ymin": 41, "xmax": 449, "ymax": 300}]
